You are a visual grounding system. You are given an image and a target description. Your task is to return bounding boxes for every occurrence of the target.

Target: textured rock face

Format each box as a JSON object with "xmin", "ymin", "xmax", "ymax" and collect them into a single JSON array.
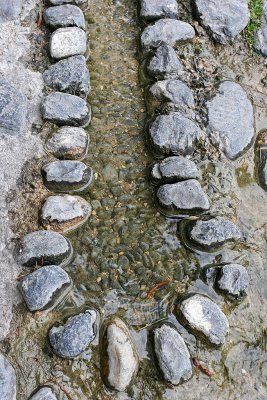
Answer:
[
  {"xmin": 0, "ymin": 354, "xmax": 16, "ymax": 400},
  {"xmin": 255, "ymin": 0, "xmax": 267, "ymax": 57},
  {"xmin": 100, "ymin": 318, "xmax": 139, "ymax": 392},
  {"xmin": 149, "ymin": 113, "xmax": 201, "ymax": 156},
  {"xmin": 150, "ymin": 156, "xmax": 198, "ymax": 184},
  {"xmin": 141, "ymin": 19, "xmax": 195, "ymax": 52},
  {"xmin": 156, "ymin": 180, "xmax": 209, "ymax": 216},
  {"xmin": 18, "ymin": 266, "xmax": 72, "ymax": 312},
  {"xmin": 0, "ymin": 80, "xmax": 26, "ymax": 136},
  {"xmin": 0, "ymin": 0, "xmax": 22, "ymax": 23},
  {"xmin": 194, "ymin": 0, "xmax": 250, "ymax": 44},
  {"xmin": 140, "ymin": 0, "xmax": 178, "ymax": 21},
  {"xmin": 45, "ymin": 126, "xmax": 89, "ymax": 160},
  {"xmin": 153, "ymin": 324, "xmax": 192, "ymax": 385},
  {"xmin": 30, "ymin": 387, "xmax": 58, "ymax": 400},
  {"xmin": 41, "ymin": 92, "xmax": 91, "ymax": 127},
  {"xmin": 41, "ymin": 194, "xmax": 92, "ymax": 233},
  {"xmin": 43, "ymin": 55, "xmax": 90, "ymax": 98},
  {"xmin": 50, "ymin": 27, "xmax": 87, "ymax": 59},
  {"xmin": 147, "ymin": 44, "xmax": 183, "ymax": 80},
  {"xmin": 217, "ymin": 264, "xmax": 249, "ymax": 297},
  {"xmin": 44, "ymin": 5, "xmax": 86, "ymax": 30},
  {"xmin": 178, "ymin": 294, "xmax": 229, "ymax": 345},
  {"xmin": 17, "ymin": 230, "xmax": 73, "ymax": 267},
  {"xmin": 206, "ymin": 81, "xmax": 254, "ymax": 160},
  {"xmin": 260, "ymin": 159, "xmax": 267, "ymax": 190},
  {"xmin": 49, "ymin": 310, "xmax": 97, "ymax": 358},
  {"xmin": 49, "ymin": 0, "xmax": 87, "ymax": 4}
]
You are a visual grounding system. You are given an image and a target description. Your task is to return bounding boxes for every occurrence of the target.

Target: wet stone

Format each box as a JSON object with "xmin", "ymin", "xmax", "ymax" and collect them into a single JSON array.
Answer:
[
  {"xmin": 44, "ymin": 5, "xmax": 85, "ymax": 30},
  {"xmin": 255, "ymin": 1, "xmax": 267, "ymax": 57},
  {"xmin": 259, "ymin": 159, "xmax": 267, "ymax": 190},
  {"xmin": 45, "ymin": 126, "xmax": 89, "ymax": 160},
  {"xmin": 194, "ymin": 0, "xmax": 249, "ymax": 44},
  {"xmin": 216, "ymin": 264, "xmax": 249, "ymax": 297},
  {"xmin": 141, "ymin": 19, "xmax": 195, "ymax": 52},
  {"xmin": 206, "ymin": 81, "xmax": 254, "ymax": 160},
  {"xmin": 30, "ymin": 387, "xmax": 58, "ymax": 400},
  {"xmin": 41, "ymin": 194, "xmax": 92, "ymax": 233},
  {"xmin": 150, "ymin": 156, "xmax": 199, "ymax": 184},
  {"xmin": 178, "ymin": 294, "xmax": 229, "ymax": 345},
  {"xmin": 156, "ymin": 180, "xmax": 210, "ymax": 216},
  {"xmin": 100, "ymin": 317, "xmax": 139, "ymax": 392},
  {"xmin": 148, "ymin": 112, "xmax": 201, "ymax": 157},
  {"xmin": 0, "ymin": 79, "xmax": 26, "ymax": 136},
  {"xmin": 43, "ymin": 55, "xmax": 90, "ymax": 98},
  {"xmin": 140, "ymin": 0, "xmax": 178, "ymax": 22},
  {"xmin": 49, "ymin": 0, "xmax": 87, "ymax": 4},
  {"xmin": 18, "ymin": 266, "xmax": 72, "ymax": 312},
  {"xmin": 0, "ymin": 0, "xmax": 22, "ymax": 23},
  {"xmin": 50, "ymin": 27, "xmax": 87, "ymax": 60},
  {"xmin": 49, "ymin": 310, "xmax": 97, "ymax": 358},
  {"xmin": 146, "ymin": 44, "xmax": 183, "ymax": 80},
  {"xmin": 42, "ymin": 160, "xmax": 93, "ymax": 193},
  {"xmin": 152, "ymin": 323, "xmax": 192, "ymax": 385},
  {"xmin": 17, "ymin": 230, "xmax": 73, "ymax": 267},
  {"xmin": 0, "ymin": 354, "xmax": 16, "ymax": 400},
  {"xmin": 41, "ymin": 92, "xmax": 91, "ymax": 127}
]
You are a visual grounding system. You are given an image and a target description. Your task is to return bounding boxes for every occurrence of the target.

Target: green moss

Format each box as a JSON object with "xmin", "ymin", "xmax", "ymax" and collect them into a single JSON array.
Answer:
[{"xmin": 244, "ymin": 0, "xmax": 263, "ymax": 45}]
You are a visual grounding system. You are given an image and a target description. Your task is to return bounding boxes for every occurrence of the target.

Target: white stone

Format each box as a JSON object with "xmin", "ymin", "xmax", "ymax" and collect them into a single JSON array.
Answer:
[{"xmin": 50, "ymin": 27, "xmax": 87, "ymax": 60}]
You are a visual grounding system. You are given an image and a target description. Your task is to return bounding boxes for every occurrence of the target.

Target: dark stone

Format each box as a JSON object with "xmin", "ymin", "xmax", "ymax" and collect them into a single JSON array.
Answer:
[
  {"xmin": 18, "ymin": 266, "xmax": 72, "ymax": 312},
  {"xmin": 140, "ymin": 0, "xmax": 178, "ymax": 21},
  {"xmin": 0, "ymin": 0, "xmax": 22, "ymax": 23},
  {"xmin": 50, "ymin": 27, "xmax": 87, "ymax": 60},
  {"xmin": 255, "ymin": 1, "xmax": 267, "ymax": 56},
  {"xmin": 0, "ymin": 354, "xmax": 16, "ymax": 400},
  {"xmin": 17, "ymin": 230, "xmax": 73, "ymax": 267},
  {"xmin": 30, "ymin": 387, "xmax": 58, "ymax": 400},
  {"xmin": 49, "ymin": 310, "xmax": 97, "ymax": 358},
  {"xmin": 216, "ymin": 264, "xmax": 249, "ymax": 297},
  {"xmin": 43, "ymin": 56, "xmax": 90, "ymax": 98},
  {"xmin": 146, "ymin": 44, "xmax": 183, "ymax": 80},
  {"xmin": 41, "ymin": 92, "xmax": 91, "ymax": 127},
  {"xmin": 44, "ymin": 5, "xmax": 85, "ymax": 30},
  {"xmin": 150, "ymin": 156, "xmax": 198, "ymax": 184}
]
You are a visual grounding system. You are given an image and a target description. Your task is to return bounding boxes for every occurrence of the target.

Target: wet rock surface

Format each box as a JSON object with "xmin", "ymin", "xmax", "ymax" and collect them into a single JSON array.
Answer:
[
  {"xmin": 30, "ymin": 387, "xmax": 58, "ymax": 400},
  {"xmin": 41, "ymin": 92, "xmax": 91, "ymax": 127},
  {"xmin": 17, "ymin": 230, "xmax": 73, "ymax": 267},
  {"xmin": 217, "ymin": 264, "xmax": 249, "ymax": 297},
  {"xmin": 152, "ymin": 323, "xmax": 192, "ymax": 385},
  {"xmin": 49, "ymin": 310, "xmax": 97, "ymax": 358},
  {"xmin": 0, "ymin": 354, "xmax": 16, "ymax": 400},
  {"xmin": 140, "ymin": 0, "xmax": 178, "ymax": 21},
  {"xmin": 256, "ymin": 0, "xmax": 267, "ymax": 57},
  {"xmin": 50, "ymin": 27, "xmax": 87, "ymax": 59},
  {"xmin": 43, "ymin": 55, "xmax": 90, "ymax": 98},
  {"xmin": 146, "ymin": 44, "xmax": 183, "ymax": 80},
  {"xmin": 0, "ymin": 80, "xmax": 26, "ymax": 136},
  {"xmin": 178, "ymin": 294, "xmax": 229, "ymax": 345},
  {"xmin": 206, "ymin": 81, "xmax": 254, "ymax": 160},
  {"xmin": 194, "ymin": 0, "xmax": 249, "ymax": 44},
  {"xmin": 44, "ymin": 5, "xmax": 85, "ymax": 30},
  {"xmin": 150, "ymin": 156, "xmax": 198, "ymax": 184},
  {"xmin": 0, "ymin": 0, "xmax": 22, "ymax": 23},
  {"xmin": 18, "ymin": 266, "xmax": 72, "ymax": 312},
  {"xmin": 100, "ymin": 317, "xmax": 139, "ymax": 392}
]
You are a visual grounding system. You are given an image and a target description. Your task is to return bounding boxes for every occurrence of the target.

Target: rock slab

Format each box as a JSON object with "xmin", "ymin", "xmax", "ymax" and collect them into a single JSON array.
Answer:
[
  {"xmin": 140, "ymin": 0, "xmax": 178, "ymax": 21},
  {"xmin": 255, "ymin": 0, "xmax": 267, "ymax": 57},
  {"xmin": 150, "ymin": 156, "xmax": 198, "ymax": 184},
  {"xmin": 0, "ymin": 0, "xmax": 22, "ymax": 23},
  {"xmin": 44, "ymin": 5, "xmax": 85, "ymax": 30},
  {"xmin": 147, "ymin": 44, "xmax": 183, "ymax": 80},
  {"xmin": 217, "ymin": 264, "xmax": 249, "ymax": 297},
  {"xmin": 0, "ymin": 354, "xmax": 16, "ymax": 400},
  {"xmin": 30, "ymin": 387, "xmax": 58, "ymax": 400},
  {"xmin": 50, "ymin": 27, "xmax": 87, "ymax": 59}
]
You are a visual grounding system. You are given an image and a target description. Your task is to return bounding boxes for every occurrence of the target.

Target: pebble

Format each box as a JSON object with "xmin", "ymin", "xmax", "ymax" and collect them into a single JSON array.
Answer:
[
  {"xmin": 146, "ymin": 44, "xmax": 183, "ymax": 80},
  {"xmin": 141, "ymin": 19, "xmax": 195, "ymax": 52},
  {"xmin": 148, "ymin": 112, "xmax": 201, "ymax": 156},
  {"xmin": 152, "ymin": 323, "xmax": 192, "ymax": 385},
  {"xmin": 0, "ymin": 79, "xmax": 26, "ymax": 136},
  {"xmin": 140, "ymin": 0, "xmax": 178, "ymax": 21},
  {"xmin": 49, "ymin": 310, "xmax": 97, "ymax": 358},
  {"xmin": 41, "ymin": 194, "xmax": 92, "ymax": 233},
  {"xmin": 100, "ymin": 317, "xmax": 139, "ymax": 392},
  {"xmin": 43, "ymin": 55, "xmax": 90, "ymax": 98},
  {"xmin": 194, "ymin": 0, "xmax": 249, "ymax": 44},
  {"xmin": 0, "ymin": 354, "xmax": 16, "ymax": 400},
  {"xmin": 49, "ymin": 0, "xmax": 87, "ymax": 4},
  {"xmin": 17, "ymin": 230, "xmax": 73, "ymax": 267},
  {"xmin": 44, "ymin": 5, "xmax": 85, "ymax": 30},
  {"xmin": 216, "ymin": 264, "xmax": 249, "ymax": 297},
  {"xmin": 42, "ymin": 160, "xmax": 93, "ymax": 192},
  {"xmin": 30, "ymin": 387, "xmax": 58, "ymax": 400},
  {"xmin": 18, "ymin": 265, "xmax": 72, "ymax": 312},
  {"xmin": 41, "ymin": 92, "xmax": 91, "ymax": 127},
  {"xmin": 156, "ymin": 180, "xmax": 210, "ymax": 216},
  {"xmin": 150, "ymin": 156, "xmax": 199, "ymax": 184},
  {"xmin": 206, "ymin": 81, "xmax": 254, "ymax": 160},
  {"xmin": 0, "ymin": 0, "xmax": 22, "ymax": 23},
  {"xmin": 50, "ymin": 27, "xmax": 87, "ymax": 59},
  {"xmin": 178, "ymin": 294, "xmax": 229, "ymax": 345},
  {"xmin": 255, "ymin": 0, "xmax": 267, "ymax": 57}
]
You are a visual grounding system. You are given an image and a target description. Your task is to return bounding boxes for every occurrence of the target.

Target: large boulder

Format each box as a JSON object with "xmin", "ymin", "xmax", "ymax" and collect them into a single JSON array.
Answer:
[{"xmin": 0, "ymin": 80, "xmax": 26, "ymax": 136}]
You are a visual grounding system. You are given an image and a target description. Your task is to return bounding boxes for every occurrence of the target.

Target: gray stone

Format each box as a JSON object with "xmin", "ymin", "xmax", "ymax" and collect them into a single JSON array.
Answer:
[
  {"xmin": 50, "ymin": 27, "xmax": 87, "ymax": 60},
  {"xmin": 42, "ymin": 160, "xmax": 93, "ymax": 192},
  {"xmin": 260, "ymin": 159, "xmax": 267, "ymax": 190},
  {"xmin": 255, "ymin": 0, "xmax": 267, "ymax": 57},
  {"xmin": 148, "ymin": 112, "xmax": 201, "ymax": 156},
  {"xmin": 153, "ymin": 323, "xmax": 192, "ymax": 385},
  {"xmin": 0, "ymin": 79, "xmax": 26, "ymax": 136},
  {"xmin": 156, "ymin": 180, "xmax": 210, "ymax": 216},
  {"xmin": 17, "ymin": 230, "xmax": 73, "ymax": 268},
  {"xmin": 140, "ymin": 0, "xmax": 178, "ymax": 21},
  {"xmin": 49, "ymin": 310, "xmax": 97, "ymax": 358},
  {"xmin": 0, "ymin": 354, "xmax": 16, "ymax": 400},
  {"xmin": 217, "ymin": 264, "xmax": 249, "ymax": 297},
  {"xmin": 44, "ymin": 5, "xmax": 85, "ymax": 30},
  {"xmin": 206, "ymin": 81, "xmax": 254, "ymax": 160},
  {"xmin": 43, "ymin": 56, "xmax": 90, "ymax": 98},
  {"xmin": 49, "ymin": 0, "xmax": 87, "ymax": 4},
  {"xmin": 147, "ymin": 44, "xmax": 183, "ymax": 80},
  {"xmin": 178, "ymin": 294, "xmax": 229, "ymax": 345},
  {"xmin": 194, "ymin": 0, "xmax": 249, "ymax": 44},
  {"xmin": 0, "ymin": 0, "xmax": 22, "ymax": 23},
  {"xmin": 141, "ymin": 19, "xmax": 195, "ymax": 52},
  {"xmin": 30, "ymin": 387, "xmax": 58, "ymax": 400},
  {"xmin": 18, "ymin": 266, "xmax": 72, "ymax": 312},
  {"xmin": 100, "ymin": 317, "xmax": 139, "ymax": 392},
  {"xmin": 150, "ymin": 156, "xmax": 199, "ymax": 184},
  {"xmin": 41, "ymin": 92, "xmax": 91, "ymax": 127},
  {"xmin": 45, "ymin": 126, "xmax": 89, "ymax": 160},
  {"xmin": 41, "ymin": 194, "xmax": 92, "ymax": 233}
]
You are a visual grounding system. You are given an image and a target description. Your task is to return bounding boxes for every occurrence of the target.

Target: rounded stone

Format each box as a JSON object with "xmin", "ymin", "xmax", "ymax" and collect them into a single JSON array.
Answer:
[
  {"xmin": 49, "ymin": 0, "xmax": 87, "ymax": 4},
  {"xmin": 17, "ymin": 230, "xmax": 73, "ymax": 268},
  {"xmin": 150, "ymin": 156, "xmax": 199, "ymax": 184},
  {"xmin": 50, "ymin": 27, "xmax": 87, "ymax": 60},
  {"xmin": 0, "ymin": 354, "xmax": 16, "ymax": 400},
  {"xmin": 216, "ymin": 264, "xmax": 249, "ymax": 297},
  {"xmin": 147, "ymin": 44, "xmax": 183, "ymax": 80},
  {"xmin": 44, "ymin": 5, "xmax": 86, "ymax": 30},
  {"xmin": 140, "ymin": 0, "xmax": 178, "ymax": 21},
  {"xmin": 29, "ymin": 386, "xmax": 58, "ymax": 400}
]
